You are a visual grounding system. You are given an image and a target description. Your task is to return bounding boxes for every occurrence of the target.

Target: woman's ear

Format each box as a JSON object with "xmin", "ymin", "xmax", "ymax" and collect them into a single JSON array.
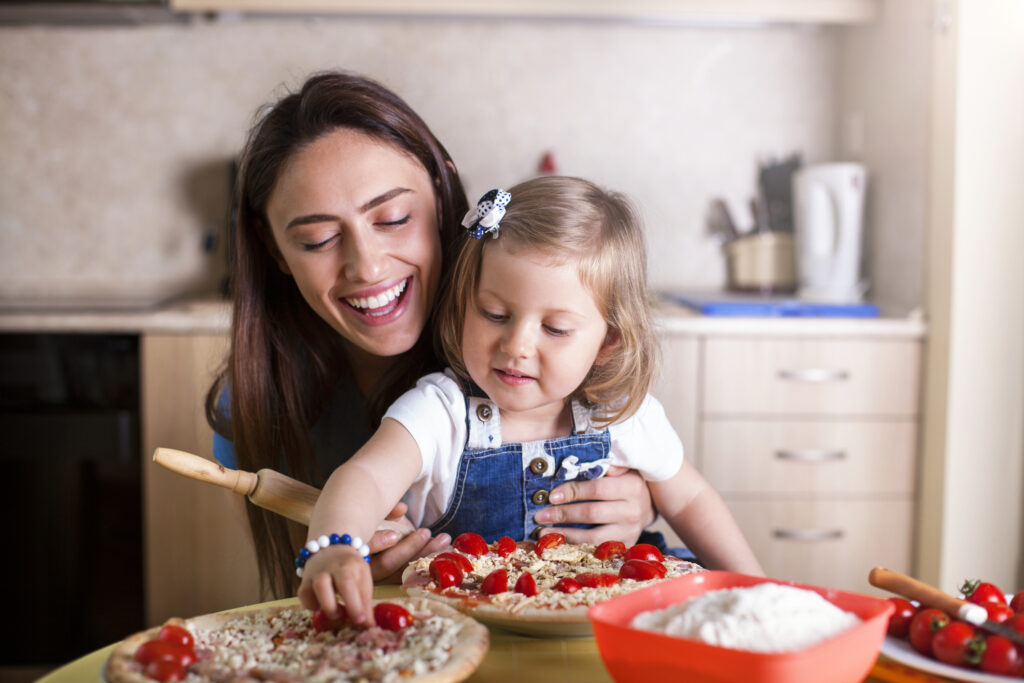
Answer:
[{"xmin": 594, "ymin": 328, "xmax": 621, "ymax": 366}]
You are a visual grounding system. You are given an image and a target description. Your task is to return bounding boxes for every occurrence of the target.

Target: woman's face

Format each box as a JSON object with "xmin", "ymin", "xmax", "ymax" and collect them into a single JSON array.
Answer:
[{"xmin": 266, "ymin": 128, "xmax": 442, "ymax": 361}]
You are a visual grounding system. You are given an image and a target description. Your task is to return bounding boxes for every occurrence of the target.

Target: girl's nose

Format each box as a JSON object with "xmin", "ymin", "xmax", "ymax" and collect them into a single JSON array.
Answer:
[
  {"xmin": 502, "ymin": 322, "xmax": 535, "ymax": 358},
  {"xmin": 341, "ymin": 228, "xmax": 385, "ymax": 283}
]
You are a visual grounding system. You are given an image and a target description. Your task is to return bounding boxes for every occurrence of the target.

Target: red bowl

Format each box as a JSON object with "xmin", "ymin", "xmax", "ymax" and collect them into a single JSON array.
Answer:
[{"xmin": 588, "ymin": 571, "xmax": 893, "ymax": 683}]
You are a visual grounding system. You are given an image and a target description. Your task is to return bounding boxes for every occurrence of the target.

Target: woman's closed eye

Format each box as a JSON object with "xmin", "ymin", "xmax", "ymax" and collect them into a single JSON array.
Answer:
[
  {"xmin": 301, "ymin": 234, "xmax": 339, "ymax": 251},
  {"xmin": 375, "ymin": 214, "xmax": 411, "ymax": 229}
]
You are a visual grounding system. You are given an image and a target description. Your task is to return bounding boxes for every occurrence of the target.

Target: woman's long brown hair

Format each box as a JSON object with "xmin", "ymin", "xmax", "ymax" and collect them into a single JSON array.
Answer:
[{"xmin": 205, "ymin": 71, "xmax": 467, "ymax": 598}]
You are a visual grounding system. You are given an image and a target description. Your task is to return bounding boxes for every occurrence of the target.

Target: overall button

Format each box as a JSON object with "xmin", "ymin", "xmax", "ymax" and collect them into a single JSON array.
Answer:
[
  {"xmin": 476, "ymin": 404, "xmax": 493, "ymax": 421},
  {"xmin": 529, "ymin": 527, "xmax": 545, "ymax": 540},
  {"xmin": 531, "ymin": 489, "xmax": 549, "ymax": 505},
  {"xmin": 529, "ymin": 457, "xmax": 548, "ymax": 474}
]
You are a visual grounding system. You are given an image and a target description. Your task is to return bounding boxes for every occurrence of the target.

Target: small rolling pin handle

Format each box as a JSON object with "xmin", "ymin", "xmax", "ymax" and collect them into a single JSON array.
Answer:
[{"xmin": 152, "ymin": 447, "xmax": 258, "ymax": 496}]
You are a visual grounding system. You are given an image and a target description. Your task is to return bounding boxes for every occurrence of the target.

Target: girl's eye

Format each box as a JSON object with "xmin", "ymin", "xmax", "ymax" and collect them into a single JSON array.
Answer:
[
  {"xmin": 301, "ymin": 235, "xmax": 338, "ymax": 251},
  {"xmin": 481, "ymin": 310, "xmax": 507, "ymax": 322},
  {"xmin": 377, "ymin": 214, "xmax": 410, "ymax": 228},
  {"xmin": 544, "ymin": 325, "xmax": 571, "ymax": 337}
]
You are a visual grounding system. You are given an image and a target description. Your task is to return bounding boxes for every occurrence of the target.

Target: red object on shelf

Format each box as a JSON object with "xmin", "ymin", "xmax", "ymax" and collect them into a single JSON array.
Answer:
[{"xmin": 538, "ymin": 150, "xmax": 557, "ymax": 174}]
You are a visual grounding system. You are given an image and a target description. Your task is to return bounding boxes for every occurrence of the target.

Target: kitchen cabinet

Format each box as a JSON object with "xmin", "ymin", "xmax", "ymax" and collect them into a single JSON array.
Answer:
[
  {"xmin": 166, "ymin": 0, "xmax": 879, "ymax": 24},
  {"xmin": 651, "ymin": 326, "xmax": 922, "ymax": 594},
  {"xmin": 141, "ymin": 332, "xmax": 262, "ymax": 625}
]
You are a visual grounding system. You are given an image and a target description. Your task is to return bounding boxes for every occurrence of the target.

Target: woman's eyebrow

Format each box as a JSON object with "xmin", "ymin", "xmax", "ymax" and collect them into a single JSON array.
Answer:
[{"xmin": 285, "ymin": 187, "xmax": 413, "ymax": 231}]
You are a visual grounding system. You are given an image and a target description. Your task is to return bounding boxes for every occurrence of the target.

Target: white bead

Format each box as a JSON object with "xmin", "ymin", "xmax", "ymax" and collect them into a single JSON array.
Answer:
[
  {"xmin": 296, "ymin": 567, "xmax": 303, "ymax": 577},
  {"xmin": 358, "ymin": 544, "xmax": 370, "ymax": 557},
  {"xmin": 306, "ymin": 539, "xmax": 320, "ymax": 553},
  {"xmin": 350, "ymin": 536, "xmax": 363, "ymax": 550},
  {"xmin": 317, "ymin": 535, "xmax": 330, "ymax": 549}
]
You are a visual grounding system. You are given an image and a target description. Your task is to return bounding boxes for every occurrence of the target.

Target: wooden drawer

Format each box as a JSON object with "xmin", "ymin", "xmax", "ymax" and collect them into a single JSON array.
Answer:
[
  {"xmin": 726, "ymin": 499, "xmax": 914, "ymax": 594},
  {"xmin": 703, "ymin": 338, "xmax": 921, "ymax": 417},
  {"xmin": 701, "ymin": 419, "xmax": 918, "ymax": 495}
]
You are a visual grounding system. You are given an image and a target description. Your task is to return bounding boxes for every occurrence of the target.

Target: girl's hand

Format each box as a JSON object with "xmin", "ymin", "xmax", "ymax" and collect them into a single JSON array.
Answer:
[
  {"xmin": 297, "ymin": 545, "xmax": 375, "ymax": 625},
  {"xmin": 535, "ymin": 466, "xmax": 655, "ymax": 545}
]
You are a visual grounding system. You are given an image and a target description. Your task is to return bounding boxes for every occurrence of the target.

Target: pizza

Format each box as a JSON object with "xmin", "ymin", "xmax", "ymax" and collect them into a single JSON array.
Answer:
[
  {"xmin": 402, "ymin": 532, "xmax": 703, "ymax": 636},
  {"xmin": 104, "ymin": 597, "xmax": 489, "ymax": 683}
]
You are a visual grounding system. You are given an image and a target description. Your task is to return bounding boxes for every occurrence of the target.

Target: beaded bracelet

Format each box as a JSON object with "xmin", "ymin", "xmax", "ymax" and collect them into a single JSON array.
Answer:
[{"xmin": 295, "ymin": 533, "xmax": 371, "ymax": 577}]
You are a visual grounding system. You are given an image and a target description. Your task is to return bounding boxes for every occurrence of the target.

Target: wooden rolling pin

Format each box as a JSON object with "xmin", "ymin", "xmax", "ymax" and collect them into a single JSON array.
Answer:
[{"xmin": 153, "ymin": 447, "xmax": 408, "ymax": 537}]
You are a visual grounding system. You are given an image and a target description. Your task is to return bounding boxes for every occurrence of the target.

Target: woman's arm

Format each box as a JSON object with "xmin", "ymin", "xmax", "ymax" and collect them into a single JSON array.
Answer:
[
  {"xmin": 297, "ymin": 418, "xmax": 424, "ymax": 624},
  {"xmin": 535, "ymin": 466, "xmax": 656, "ymax": 545},
  {"xmin": 650, "ymin": 460, "xmax": 763, "ymax": 574}
]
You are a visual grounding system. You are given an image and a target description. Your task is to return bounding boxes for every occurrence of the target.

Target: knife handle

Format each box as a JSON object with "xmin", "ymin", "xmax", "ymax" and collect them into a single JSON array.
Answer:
[
  {"xmin": 153, "ymin": 447, "xmax": 258, "ymax": 496},
  {"xmin": 868, "ymin": 567, "xmax": 987, "ymax": 624}
]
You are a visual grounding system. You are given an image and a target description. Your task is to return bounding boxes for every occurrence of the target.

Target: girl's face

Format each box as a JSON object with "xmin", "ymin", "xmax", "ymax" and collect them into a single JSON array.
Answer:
[
  {"xmin": 266, "ymin": 128, "xmax": 442, "ymax": 361},
  {"xmin": 461, "ymin": 240, "xmax": 613, "ymax": 429}
]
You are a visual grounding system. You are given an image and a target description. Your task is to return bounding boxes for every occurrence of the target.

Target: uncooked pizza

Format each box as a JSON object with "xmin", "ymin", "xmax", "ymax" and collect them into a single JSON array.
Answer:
[
  {"xmin": 402, "ymin": 532, "xmax": 703, "ymax": 636},
  {"xmin": 104, "ymin": 597, "xmax": 488, "ymax": 682}
]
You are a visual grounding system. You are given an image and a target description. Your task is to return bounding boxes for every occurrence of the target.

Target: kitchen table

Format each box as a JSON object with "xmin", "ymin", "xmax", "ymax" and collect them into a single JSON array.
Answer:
[{"xmin": 39, "ymin": 586, "xmax": 938, "ymax": 683}]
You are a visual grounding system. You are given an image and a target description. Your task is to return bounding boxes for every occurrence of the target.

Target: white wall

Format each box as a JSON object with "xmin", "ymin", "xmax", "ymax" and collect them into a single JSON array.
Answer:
[{"xmin": 0, "ymin": 16, "xmax": 844, "ymax": 306}]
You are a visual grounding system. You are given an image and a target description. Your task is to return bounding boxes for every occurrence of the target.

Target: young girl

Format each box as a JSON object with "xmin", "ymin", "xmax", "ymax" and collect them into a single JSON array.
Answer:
[{"xmin": 298, "ymin": 176, "xmax": 762, "ymax": 624}]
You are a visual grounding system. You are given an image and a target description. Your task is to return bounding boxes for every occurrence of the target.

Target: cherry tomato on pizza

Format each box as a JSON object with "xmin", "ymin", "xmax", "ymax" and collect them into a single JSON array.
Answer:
[
  {"xmin": 452, "ymin": 532, "xmax": 489, "ymax": 556},
  {"xmin": 435, "ymin": 552, "xmax": 473, "ymax": 573},
  {"xmin": 493, "ymin": 536, "xmax": 517, "ymax": 557},
  {"xmin": 885, "ymin": 598, "xmax": 918, "ymax": 638},
  {"xmin": 481, "ymin": 568, "xmax": 509, "ymax": 595},
  {"xmin": 515, "ymin": 572, "xmax": 538, "ymax": 596},
  {"xmin": 908, "ymin": 608, "xmax": 950, "ymax": 656},
  {"xmin": 535, "ymin": 532, "xmax": 566, "ymax": 556},
  {"xmin": 961, "ymin": 579, "xmax": 1007, "ymax": 607},
  {"xmin": 429, "ymin": 558, "xmax": 464, "ymax": 588},
  {"xmin": 133, "ymin": 640, "xmax": 196, "ymax": 668},
  {"xmin": 984, "ymin": 602, "xmax": 1014, "ymax": 624},
  {"xmin": 144, "ymin": 660, "xmax": 186, "ymax": 682},
  {"xmin": 593, "ymin": 540, "xmax": 627, "ymax": 560},
  {"xmin": 979, "ymin": 634, "xmax": 1024, "ymax": 677},
  {"xmin": 373, "ymin": 603, "xmax": 413, "ymax": 631},
  {"xmin": 619, "ymin": 559, "xmax": 667, "ymax": 581},
  {"xmin": 156, "ymin": 624, "xmax": 194, "ymax": 650},
  {"xmin": 311, "ymin": 606, "xmax": 350, "ymax": 633},
  {"xmin": 930, "ymin": 621, "xmax": 983, "ymax": 667},
  {"xmin": 1010, "ymin": 591, "xmax": 1024, "ymax": 613},
  {"xmin": 575, "ymin": 572, "xmax": 620, "ymax": 588},
  {"xmin": 554, "ymin": 577, "xmax": 581, "ymax": 593},
  {"xmin": 624, "ymin": 543, "xmax": 664, "ymax": 563}
]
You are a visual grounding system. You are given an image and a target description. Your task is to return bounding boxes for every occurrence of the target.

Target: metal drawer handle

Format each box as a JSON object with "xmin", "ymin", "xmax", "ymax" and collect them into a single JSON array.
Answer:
[
  {"xmin": 777, "ymin": 368, "xmax": 850, "ymax": 383},
  {"xmin": 772, "ymin": 528, "xmax": 845, "ymax": 542},
  {"xmin": 774, "ymin": 449, "xmax": 846, "ymax": 463}
]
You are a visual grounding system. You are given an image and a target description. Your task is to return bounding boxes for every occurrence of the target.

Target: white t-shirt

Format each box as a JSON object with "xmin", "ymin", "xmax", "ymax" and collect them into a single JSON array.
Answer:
[{"xmin": 383, "ymin": 370, "xmax": 684, "ymax": 529}]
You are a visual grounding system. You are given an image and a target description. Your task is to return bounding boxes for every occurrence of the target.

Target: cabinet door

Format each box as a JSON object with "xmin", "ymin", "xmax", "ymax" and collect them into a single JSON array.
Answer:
[
  {"xmin": 141, "ymin": 333, "xmax": 261, "ymax": 625},
  {"xmin": 653, "ymin": 333, "xmax": 700, "ymax": 469}
]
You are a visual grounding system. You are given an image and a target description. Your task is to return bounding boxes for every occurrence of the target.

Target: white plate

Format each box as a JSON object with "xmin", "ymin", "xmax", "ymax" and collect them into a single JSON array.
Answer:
[{"xmin": 881, "ymin": 636, "xmax": 1012, "ymax": 683}]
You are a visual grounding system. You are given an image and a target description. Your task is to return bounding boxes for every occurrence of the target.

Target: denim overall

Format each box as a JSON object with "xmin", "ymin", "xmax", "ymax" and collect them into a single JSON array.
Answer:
[{"xmin": 429, "ymin": 394, "xmax": 672, "ymax": 554}]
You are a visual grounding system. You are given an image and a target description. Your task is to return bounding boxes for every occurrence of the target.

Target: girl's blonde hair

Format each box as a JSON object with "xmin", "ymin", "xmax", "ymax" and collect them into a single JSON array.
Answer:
[{"xmin": 436, "ymin": 175, "xmax": 658, "ymax": 426}]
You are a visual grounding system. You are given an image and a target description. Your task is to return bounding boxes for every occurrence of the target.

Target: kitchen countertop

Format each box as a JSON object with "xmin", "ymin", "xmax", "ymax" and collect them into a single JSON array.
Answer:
[{"xmin": 0, "ymin": 295, "xmax": 927, "ymax": 338}]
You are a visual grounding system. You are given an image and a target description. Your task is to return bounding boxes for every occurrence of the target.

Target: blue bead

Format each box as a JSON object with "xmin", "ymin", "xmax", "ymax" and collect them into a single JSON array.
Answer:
[
  {"xmin": 298, "ymin": 547, "xmax": 311, "ymax": 559},
  {"xmin": 329, "ymin": 533, "xmax": 342, "ymax": 545},
  {"xmin": 341, "ymin": 534, "xmax": 352, "ymax": 545},
  {"xmin": 364, "ymin": 555, "xmax": 371, "ymax": 563},
  {"xmin": 296, "ymin": 557, "xmax": 306, "ymax": 567}
]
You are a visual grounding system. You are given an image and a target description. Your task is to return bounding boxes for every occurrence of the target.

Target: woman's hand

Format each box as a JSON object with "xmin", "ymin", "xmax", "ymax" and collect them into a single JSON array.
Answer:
[
  {"xmin": 535, "ymin": 467, "xmax": 655, "ymax": 545},
  {"xmin": 367, "ymin": 502, "xmax": 451, "ymax": 583}
]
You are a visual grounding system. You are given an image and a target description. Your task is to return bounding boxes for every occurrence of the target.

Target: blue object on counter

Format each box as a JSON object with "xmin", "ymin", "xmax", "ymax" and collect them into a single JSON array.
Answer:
[{"xmin": 668, "ymin": 292, "xmax": 880, "ymax": 317}]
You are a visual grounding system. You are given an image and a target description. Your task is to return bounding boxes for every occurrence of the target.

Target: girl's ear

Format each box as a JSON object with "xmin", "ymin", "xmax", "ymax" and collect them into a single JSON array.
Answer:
[{"xmin": 594, "ymin": 328, "xmax": 621, "ymax": 366}]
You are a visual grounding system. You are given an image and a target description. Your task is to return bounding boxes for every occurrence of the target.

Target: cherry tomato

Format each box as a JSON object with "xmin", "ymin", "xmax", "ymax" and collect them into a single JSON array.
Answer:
[
  {"xmin": 435, "ymin": 551, "xmax": 474, "ymax": 573},
  {"xmin": 144, "ymin": 660, "xmax": 185, "ymax": 682},
  {"xmin": 624, "ymin": 543, "xmax": 664, "ymax": 563},
  {"xmin": 554, "ymin": 577, "xmax": 581, "ymax": 594},
  {"xmin": 961, "ymin": 579, "xmax": 1007, "ymax": 607},
  {"xmin": 593, "ymin": 540, "xmax": 627, "ymax": 560},
  {"xmin": 452, "ymin": 532, "xmax": 489, "ymax": 556},
  {"xmin": 575, "ymin": 572, "xmax": 620, "ymax": 588},
  {"xmin": 535, "ymin": 532, "xmax": 566, "ymax": 556},
  {"xmin": 373, "ymin": 603, "xmax": 413, "ymax": 631},
  {"xmin": 311, "ymin": 605, "xmax": 349, "ymax": 633},
  {"xmin": 1010, "ymin": 592, "xmax": 1024, "ymax": 613},
  {"xmin": 979, "ymin": 634, "xmax": 1024, "ymax": 676},
  {"xmin": 493, "ymin": 536, "xmax": 517, "ymax": 557},
  {"xmin": 429, "ymin": 558, "xmax": 464, "ymax": 588},
  {"xmin": 481, "ymin": 568, "xmax": 509, "ymax": 595},
  {"xmin": 619, "ymin": 559, "xmax": 667, "ymax": 581},
  {"xmin": 885, "ymin": 598, "xmax": 919, "ymax": 638},
  {"xmin": 155, "ymin": 624, "xmax": 194, "ymax": 650},
  {"xmin": 1003, "ymin": 613, "xmax": 1024, "ymax": 639},
  {"xmin": 984, "ymin": 602, "xmax": 1015, "ymax": 624},
  {"xmin": 515, "ymin": 572, "xmax": 538, "ymax": 596},
  {"xmin": 908, "ymin": 608, "xmax": 950, "ymax": 656},
  {"xmin": 931, "ymin": 621, "xmax": 982, "ymax": 667},
  {"xmin": 133, "ymin": 640, "xmax": 196, "ymax": 668}
]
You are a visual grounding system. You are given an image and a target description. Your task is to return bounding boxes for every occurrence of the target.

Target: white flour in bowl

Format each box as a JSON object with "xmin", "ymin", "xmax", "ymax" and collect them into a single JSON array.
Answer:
[{"xmin": 629, "ymin": 583, "xmax": 861, "ymax": 652}]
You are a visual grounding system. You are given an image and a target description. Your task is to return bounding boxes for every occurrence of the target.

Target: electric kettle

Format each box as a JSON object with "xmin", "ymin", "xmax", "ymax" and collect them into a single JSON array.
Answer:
[{"xmin": 792, "ymin": 163, "xmax": 868, "ymax": 303}]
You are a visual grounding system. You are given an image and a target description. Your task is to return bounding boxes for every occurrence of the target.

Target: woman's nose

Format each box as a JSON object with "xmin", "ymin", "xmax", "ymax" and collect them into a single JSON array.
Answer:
[{"xmin": 341, "ymin": 229, "xmax": 385, "ymax": 282}]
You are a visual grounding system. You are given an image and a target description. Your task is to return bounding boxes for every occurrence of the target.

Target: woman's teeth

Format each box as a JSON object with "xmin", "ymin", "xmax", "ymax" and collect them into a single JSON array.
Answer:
[{"xmin": 345, "ymin": 280, "xmax": 406, "ymax": 311}]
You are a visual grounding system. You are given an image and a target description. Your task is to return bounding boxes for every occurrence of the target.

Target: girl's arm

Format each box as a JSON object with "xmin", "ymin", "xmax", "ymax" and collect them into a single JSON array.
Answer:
[
  {"xmin": 650, "ymin": 460, "xmax": 764, "ymax": 575},
  {"xmin": 297, "ymin": 418, "xmax": 424, "ymax": 624}
]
